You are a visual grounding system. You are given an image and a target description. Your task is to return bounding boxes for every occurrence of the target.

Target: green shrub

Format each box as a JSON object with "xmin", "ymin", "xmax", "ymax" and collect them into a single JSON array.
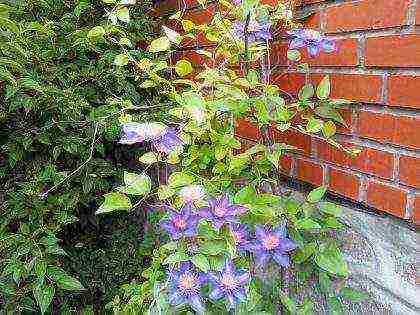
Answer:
[{"xmin": 0, "ymin": 0, "xmax": 159, "ymax": 312}]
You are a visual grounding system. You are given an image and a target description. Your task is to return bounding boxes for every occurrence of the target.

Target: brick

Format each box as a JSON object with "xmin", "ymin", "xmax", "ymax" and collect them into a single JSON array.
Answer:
[
  {"xmin": 272, "ymin": 128, "xmax": 312, "ymax": 156},
  {"xmin": 358, "ymin": 111, "xmax": 420, "ymax": 150},
  {"xmin": 413, "ymin": 195, "xmax": 420, "ymax": 225},
  {"xmin": 305, "ymin": 11, "xmax": 321, "ymax": 30},
  {"xmin": 393, "ymin": 116, "xmax": 420, "ymax": 150},
  {"xmin": 235, "ymin": 119, "xmax": 261, "ymax": 141},
  {"xmin": 358, "ymin": 110, "xmax": 394, "ymax": 142},
  {"xmin": 301, "ymin": 39, "xmax": 359, "ymax": 67},
  {"xmin": 316, "ymin": 140, "xmax": 395, "ymax": 179},
  {"xmin": 279, "ymin": 155, "xmax": 293, "ymax": 175},
  {"xmin": 272, "ymin": 73, "xmax": 382, "ymax": 104},
  {"xmin": 388, "ymin": 75, "xmax": 420, "ymax": 109},
  {"xmin": 366, "ymin": 181, "xmax": 407, "ymax": 218},
  {"xmin": 365, "ymin": 35, "xmax": 420, "ymax": 67},
  {"xmin": 329, "ymin": 168, "xmax": 361, "ymax": 200},
  {"xmin": 416, "ymin": 4, "xmax": 420, "ymax": 25},
  {"xmin": 328, "ymin": 74, "xmax": 382, "ymax": 103},
  {"xmin": 295, "ymin": 159, "xmax": 324, "ymax": 185},
  {"xmin": 399, "ymin": 155, "xmax": 420, "ymax": 188},
  {"xmin": 325, "ymin": 0, "xmax": 409, "ymax": 33}
]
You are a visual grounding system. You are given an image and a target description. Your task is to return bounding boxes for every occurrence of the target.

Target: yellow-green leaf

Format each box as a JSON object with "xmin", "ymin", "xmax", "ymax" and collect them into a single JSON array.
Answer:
[
  {"xmin": 175, "ymin": 59, "xmax": 193, "ymax": 77},
  {"xmin": 148, "ymin": 36, "xmax": 171, "ymax": 53}
]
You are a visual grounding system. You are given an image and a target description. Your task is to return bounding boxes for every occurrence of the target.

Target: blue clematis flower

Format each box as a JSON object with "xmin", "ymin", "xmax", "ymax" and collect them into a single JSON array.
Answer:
[
  {"xmin": 287, "ymin": 28, "xmax": 336, "ymax": 57},
  {"xmin": 167, "ymin": 263, "xmax": 208, "ymax": 313},
  {"xmin": 160, "ymin": 204, "xmax": 200, "ymax": 240},
  {"xmin": 250, "ymin": 224, "xmax": 297, "ymax": 267},
  {"xmin": 119, "ymin": 122, "xmax": 183, "ymax": 154},
  {"xmin": 198, "ymin": 194, "xmax": 247, "ymax": 230},
  {"xmin": 207, "ymin": 259, "xmax": 250, "ymax": 310}
]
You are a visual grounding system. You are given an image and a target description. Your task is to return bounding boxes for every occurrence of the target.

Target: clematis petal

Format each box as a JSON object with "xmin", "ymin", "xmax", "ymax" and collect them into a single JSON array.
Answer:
[
  {"xmin": 236, "ymin": 271, "xmax": 251, "ymax": 285},
  {"xmin": 209, "ymin": 286, "xmax": 224, "ymax": 300},
  {"xmin": 273, "ymin": 251, "xmax": 290, "ymax": 267},
  {"xmin": 289, "ymin": 38, "xmax": 306, "ymax": 49},
  {"xmin": 189, "ymin": 295, "xmax": 205, "ymax": 314},
  {"xmin": 168, "ymin": 291, "xmax": 184, "ymax": 305},
  {"xmin": 322, "ymin": 39, "xmax": 336, "ymax": 53},
  {"xmin": 254, "ymin": 252, "xmax": 270, "ymax": 267},
  {"xmin": 208, "ymin": 196, "xmax": 218, "ymax": 209},
  {"xmin": 273, "ymin": 224, "xmax": 287, "ymax": 238},
  {"xmin": 255, "ymin": 225, "xmax": 268, "ymax": 240},
  {"xmin": 226, "ymin": 293, "xmax": 236, "ymax": 310},
  {"xmin": 308, "ymin": 44, "xmax": 320, "ymax": 57},
  {"xmin": 219, "ymin": 194, "xmax": 230, "ymax": 209},
  {"xmin": 198, "ymin": 207, "xmax": 213, "ymax": 218},
  {"xmin": 233, "ymin": 288, "xmax": 247, "ymax": 303},
  {"xmin": 279, "ymin": 238, "xmax": 297, "ymax": 252},
  {"xmin": 223, "ymin": 259, "xmax": 235, "ymax": 274},
  {"xmin": 227, "ymin": 204, "xmax": 247, "ymax": 216}
]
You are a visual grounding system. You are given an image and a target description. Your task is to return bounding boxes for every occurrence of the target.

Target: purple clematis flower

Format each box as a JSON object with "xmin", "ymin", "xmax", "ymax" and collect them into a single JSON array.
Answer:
[
  {"xmin": 208, "ymin": 260, "xmax": 250, "ymax": 310},
  {"xmin": 287, "ymin": 28, "xmax": 336, "ymax": 57},
  {"xmin": 151, "ymin": 127, "xmax": 183, "ymax": 154},
  {"xmin": 232, "ymin": 0, "xmax": 242, "ymax": 5},
  {"xmin": 160, "ymin": 204, "xmax": 200, "ymax": 240},
  {"xmin": 250, "ymin": 225, "xmax": 297, "ymax": 268},
  {"xmin": 167, "ymin": 262, "xmax": 208, "ymax": 313},
  {"xmin": 230, "ymin": 223, "xmax": 252, "ymax": 253},
  {"xmin": 232, "ymin": 20, "xmax": 272, "ymax": 43},
  {"xmin": 119, "ymin": 122, "xmax": 183, "ymax": 154},
  {"xmin": 198, "ymin": 194, "xmax": 247, "ymax": 230}
]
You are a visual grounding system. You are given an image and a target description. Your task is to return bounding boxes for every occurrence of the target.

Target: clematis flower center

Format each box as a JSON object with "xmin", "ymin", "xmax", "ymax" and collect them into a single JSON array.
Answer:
[
  {"xmin": 213, "ymin": 206, "xmax": 227, "ymax": 217},
  {"xmin": 179, "ymin": 273, "xmax": 197, "ymax": 291},
  {"xmin": 173, "ymin": 217, "xmax": 187, "ymax": 230},
  {"xmin": 221, "ymin": 273, "xmax": 237, "ymax": 289},
  {"xmin": 232, "ymin": 231, "xmax": 243, "ymax": 244},
  {"xmin": 263, "ymin": 234, "xmax": 280, "ymax": 250}
]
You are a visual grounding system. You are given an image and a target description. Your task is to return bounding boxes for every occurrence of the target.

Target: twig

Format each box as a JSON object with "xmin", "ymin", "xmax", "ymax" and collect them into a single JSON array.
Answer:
[{"xmin": 39, "ymin": 122, "xmax": 100, "ymax": 199}]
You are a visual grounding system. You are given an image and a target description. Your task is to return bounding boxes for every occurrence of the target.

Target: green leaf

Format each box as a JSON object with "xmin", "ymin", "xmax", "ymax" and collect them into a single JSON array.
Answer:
[
  {"xmin": 116, "ymin": 7, "xmax": 130, "ymax": 23},
  {"xmin": 139, "ymin": 152, "xmax": 158, "ymax": 164},
  {"xmin": 175, "ymin": 59, "xmax": 193, "ymax": 77},
  {"xmin": 315, "ymin": 244, "xmax": 349, "ymax": 277},
  {"xmin": 149, "ymin": 36, "xmax": 171, "ymax": 53},
  {"xmin": 307, "ymin": 186, "xmax": 327, "ymax": 203},
  {"xmin": 33, "ymin": 285, "xmax": 55, "ymax": 315},
  {"xmin": 319, "ymin": 202, "xmax": 343, "ymax": 216},
  {"xmin": 306, "ymin": 118, "xmax": 323, "ymax": 133},
  {"xmin": 200, "ymin": 240, "xmax": 226, "ymax": 255},
  {"xmin": 293, "ymin": 242, "xmax": 316, "ymax": 264},
  {"xmin": 228, "ymin": 154, "xmax": 249, "ymax": 172},
  {"xmin": 295, "ymin": 218, "xmax": 321, "ymax": 230},
  {"xmin": 317, "ymin": 75, "xmax": 331, "ymax": 99},
  {"xmin": 47, "ymin": 266, "xmax": 85, "ymax": 291},
  {"xmin": 315, "ymin": 106, "xmax": 345, "ymax": 125},
  {"xmin": 87, "ymin": 26, "xmax": 105, "ymax": 39},
  {"xmin": 191, "ymin": 254, "xmax": 210, "ymax": 272},
  {"xmin": 298, "ymin": 84, "xmax": 314, "ymax": 101},
  {"xmin": 96, "ymin": 192, "xmax": 132, "ymax": 214},
  {"xmin": 168, "ymin": 172, "xmax": 193, "ymax": 188},
  {"xmin": 158, "ymin": 185, "xmax": 176, "ymax": 200},
  {"xmin": 339, "ymin": 287, "xmax": 369, "ymax": 302},
  {"xmin": 163, "ymin": 252, "xmax": 189, "ymax": 265},
  {"xmin": 114, "ymin": 53, "xmax": 129, "ymax": 66},
  {"xmin": 287, "ymin": 49, "xmax": 301, "ymax": 61},
  {"xmin": 279, "ymin": 292, "xmax": 297, "ymax": 314},
  {"xmin": 322, "ymin": 120, "xmax": 336, "ymax": 137},
  {"xmin": 328, "ymin": 297, "xmax": 344, "ymax": 315},
  {"xmin": 117, "ymin": 172, "xmax": 151, "ymax": 196},
  {"xmin": 0, "ymin": 17, "xmax": 19, "ymax": 33},
  {"xmin": 234, "ymin": 185, "xmax": 257, "ymax": 204}
]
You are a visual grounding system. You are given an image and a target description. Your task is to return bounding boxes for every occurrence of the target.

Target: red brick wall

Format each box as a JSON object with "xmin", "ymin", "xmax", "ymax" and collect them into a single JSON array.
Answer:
[{"xmin": 156, "ymin": 0, "xmax": 419, "ymax": 224}]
